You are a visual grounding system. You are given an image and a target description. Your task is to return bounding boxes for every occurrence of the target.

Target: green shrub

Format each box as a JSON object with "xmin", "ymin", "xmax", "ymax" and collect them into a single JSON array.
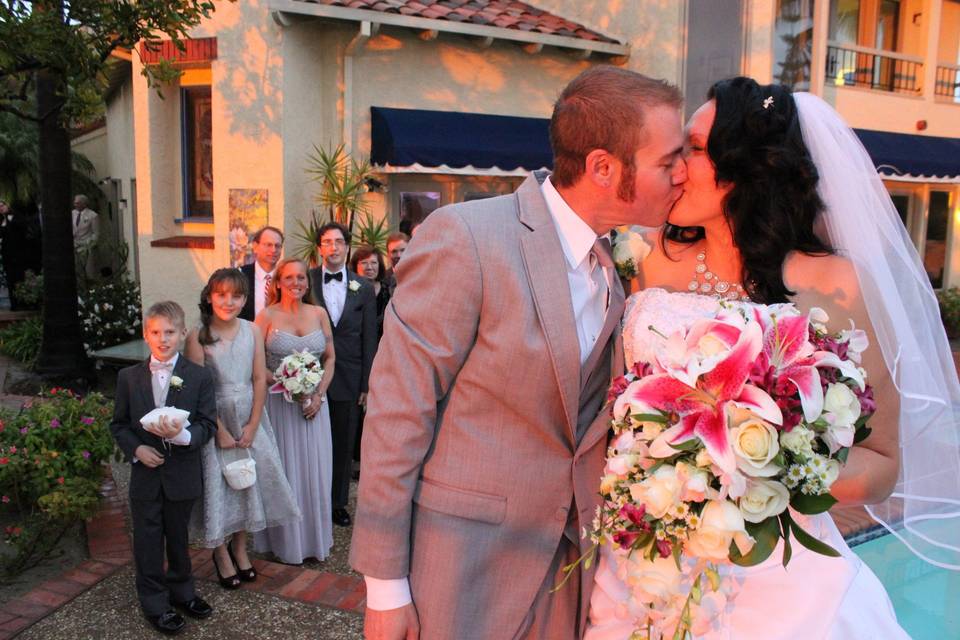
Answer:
[
  {"xmin": 0, "ymin": 316, "xmax": 42, "ymax": 366},
  {"xmin": 12, "ymin": 270, "xmax": 43, "ymax": 308},
  {"xmin": 0, "ymin": 388, "xmax": 114, "ymax": 576},
  {"xmin": 937, "ymin": 287, "xmax": 960, "ymax": 339}
]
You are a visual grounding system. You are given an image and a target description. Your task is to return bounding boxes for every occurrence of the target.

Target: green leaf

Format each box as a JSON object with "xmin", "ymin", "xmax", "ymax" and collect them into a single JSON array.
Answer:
[
  {"xmin": 835, "ymin": 447, "xmax": 850, "ymax": 464},
  {"xmin": 854, "ymin": 424, "xmax": 873, "ymax": 445},
  {"xmin": 729, "ymin": 517, "xmax": 780, "ymax": 567},
  {"xmin": 630, "ymin": 412, "xmax": 668, "ymax": 424},
  {"xmin": 790, "ymin": 491, "xmax": 838, "ymax": 515},
  {"xmin": 788, "ymin": 514, "xmax": 841, "ymax": 557},
  {"xmin": 779, "ymin": 512, "xmax": 793, "ymax": 567},
  {"xmin": 669, "ymin": 438, "xmax": 702, "ymax": 452}
]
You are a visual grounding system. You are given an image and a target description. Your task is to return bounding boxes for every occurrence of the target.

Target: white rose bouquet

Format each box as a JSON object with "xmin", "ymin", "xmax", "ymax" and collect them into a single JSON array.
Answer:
[
  {"xmin": 570, "ymin": 303, "xmax": 874, "ymax": 639},
  {"xmin": 269, "ymin": 349, "xmax": 324, "ymax": 408}
]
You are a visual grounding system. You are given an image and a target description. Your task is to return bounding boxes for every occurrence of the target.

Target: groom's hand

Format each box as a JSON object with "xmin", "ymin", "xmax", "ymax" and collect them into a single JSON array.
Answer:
[{"xmin": 364, "ymin": 603, "xmax": 419, "ymax": 640}]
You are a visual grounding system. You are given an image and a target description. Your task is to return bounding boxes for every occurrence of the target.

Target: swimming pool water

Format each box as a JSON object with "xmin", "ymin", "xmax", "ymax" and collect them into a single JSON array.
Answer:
[{"xmin": 853, "ymin": 526, "xmax": 960, "ymax": 639}]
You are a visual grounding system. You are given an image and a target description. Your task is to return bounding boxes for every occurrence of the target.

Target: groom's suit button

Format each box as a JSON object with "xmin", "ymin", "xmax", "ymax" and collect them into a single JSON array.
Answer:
[{"xmin": 554, "ymin": 506, "xmax": 569, "ymax": 521}]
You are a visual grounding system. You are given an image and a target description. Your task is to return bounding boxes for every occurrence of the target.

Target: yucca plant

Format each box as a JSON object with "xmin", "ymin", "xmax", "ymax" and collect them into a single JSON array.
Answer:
[
  {"xmin": 306, "ymin": 143, "xmax": 375, "ymax": 229},
  {"xmin": 291, "ymin": 209, "xmax": 326, "ymax": 268},
  {"xmin": 352, "ymin": 211, "xmax": 390, "ymax": 255}
]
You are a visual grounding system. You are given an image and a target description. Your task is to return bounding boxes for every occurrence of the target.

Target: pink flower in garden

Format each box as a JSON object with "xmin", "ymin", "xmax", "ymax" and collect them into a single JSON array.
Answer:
[
  {"xmin": 0, "ymin": 458, "xmax": 8, "ymax": 465},
  {"xmin": 1, "ymin": 496, "xmax": 8, "ymax": 503},
  {"xmin": 9, "ymin": 447, "xmax": 16, "ymax": 454},
  {"xmin": 50, "ymin": 419, "xmax": 61, "ymax": 428},
  {"xmin": 82, "ymin": 451, "xmax": 91, "ymax": 459},
  {"xmin": 57, "ymin": 477, "xmax": 65, "ymax": 485},
  {"xmin": 80, "ymin": 417, "xmax": 94, "ymax": 426},
  {"xmin": 19, "ymin": 427, "xmax": 27, "ymax": 435}
]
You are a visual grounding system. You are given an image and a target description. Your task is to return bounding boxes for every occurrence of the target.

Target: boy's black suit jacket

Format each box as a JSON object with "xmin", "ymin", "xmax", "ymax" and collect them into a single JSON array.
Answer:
[{"xmin": 110, "ymin": 357, "xmax": 217, "ymax": 502}]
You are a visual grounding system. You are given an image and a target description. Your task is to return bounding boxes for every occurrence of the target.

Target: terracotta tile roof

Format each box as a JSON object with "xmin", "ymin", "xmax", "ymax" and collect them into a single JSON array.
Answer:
[{"xmin": 292, "ymin": 0, "xmax": 621, "ymax": 44}]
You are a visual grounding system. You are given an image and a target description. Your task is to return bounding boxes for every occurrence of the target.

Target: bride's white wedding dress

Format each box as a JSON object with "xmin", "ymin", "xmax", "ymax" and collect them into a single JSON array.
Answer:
[{"xmin": 584, "ymin": 288, "xmax": 909, "ymax": 640}]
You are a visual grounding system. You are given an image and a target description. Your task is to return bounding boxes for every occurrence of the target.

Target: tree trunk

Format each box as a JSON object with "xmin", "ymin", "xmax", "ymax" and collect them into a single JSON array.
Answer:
[{"xmin": 34, "ymin": 68, "xmax": 89, "ymax": 380}]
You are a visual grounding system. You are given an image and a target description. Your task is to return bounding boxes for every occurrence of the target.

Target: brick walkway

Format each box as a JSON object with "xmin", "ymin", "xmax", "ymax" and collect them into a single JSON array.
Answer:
[{"xmin": 0, "ymin": 470, "xmax": 365, "ymax": 638}]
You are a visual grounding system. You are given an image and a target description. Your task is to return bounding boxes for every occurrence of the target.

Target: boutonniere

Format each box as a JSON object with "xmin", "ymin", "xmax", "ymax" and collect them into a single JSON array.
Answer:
[
  {"xmin": 348, "ymin": 280, "xmax": 362, "ymax": 294},
  {"xmin": 170, "ymin": 376, "xmax": 184, "ymax": 391}
]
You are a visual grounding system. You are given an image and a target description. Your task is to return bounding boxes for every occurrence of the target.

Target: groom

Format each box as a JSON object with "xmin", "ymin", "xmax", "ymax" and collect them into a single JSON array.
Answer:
[{"xmin": 351, "ymin": 66, "xmax": 687, "ymax": 639}]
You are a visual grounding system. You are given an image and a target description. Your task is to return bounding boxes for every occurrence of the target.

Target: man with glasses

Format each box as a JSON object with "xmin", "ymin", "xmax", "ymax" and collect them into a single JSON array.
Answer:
[{"xmin": 309, "ymin": 222, "xmax": 377, "ymax": 527}]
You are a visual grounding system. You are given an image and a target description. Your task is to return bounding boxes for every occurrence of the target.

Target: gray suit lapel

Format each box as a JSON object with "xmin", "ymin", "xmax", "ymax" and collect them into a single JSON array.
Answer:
[
  {"xmin": 517, "ymin": 172, "xmax": 580, "ymax": 444},
  {"xmin": 137, "ymin": 360, "xmax": 155, "ymax": 410},
  {"xmin": 580, "ymin": 273, "xmax": 625, "ymax": 391}
]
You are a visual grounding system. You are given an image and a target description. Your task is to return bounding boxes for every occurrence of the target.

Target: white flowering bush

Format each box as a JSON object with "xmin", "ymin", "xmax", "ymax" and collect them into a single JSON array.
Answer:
[{"xmin": 78, "ymin": 277, "xmax": 143, "ymax": 355}]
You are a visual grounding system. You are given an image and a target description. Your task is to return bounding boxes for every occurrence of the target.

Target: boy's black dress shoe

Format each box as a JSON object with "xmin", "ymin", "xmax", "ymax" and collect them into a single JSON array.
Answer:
[
  {"xmin": 145, "ymin": 610, "xmax": 186, "ymax": 635},
  {"xmin": 333, "ymin": 508, "xmax": 352, "ymax": 526},
  {"xmin": 173, "ymin": 596, "xmax": 213, "ymax": 619}
]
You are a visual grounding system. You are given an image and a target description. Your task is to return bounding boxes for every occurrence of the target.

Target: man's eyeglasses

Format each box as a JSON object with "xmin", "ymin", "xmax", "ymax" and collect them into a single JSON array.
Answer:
[{"xmin": 320, "ymin": 239, "xmax": 346, "ymax": 247}]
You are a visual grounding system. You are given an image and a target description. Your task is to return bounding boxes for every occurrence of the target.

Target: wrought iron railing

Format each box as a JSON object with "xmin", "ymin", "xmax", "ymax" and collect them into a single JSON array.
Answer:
[
  {"xmin": 935, "ymin": 64, "xmax": 960, "ymax": 99},
  {"xmin": 825, "ymin": 42, "xmax": 923, "ymax": 94}
]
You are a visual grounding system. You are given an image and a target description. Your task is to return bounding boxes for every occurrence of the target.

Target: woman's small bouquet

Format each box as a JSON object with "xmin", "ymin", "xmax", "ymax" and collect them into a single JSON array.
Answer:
[
  {"xmin": 579, "ymin": 303, "xmax": 874, "ymax": 639},
  {"xmin": 269, "ymin": 350, "xmax": 324, "ymax": 408}
]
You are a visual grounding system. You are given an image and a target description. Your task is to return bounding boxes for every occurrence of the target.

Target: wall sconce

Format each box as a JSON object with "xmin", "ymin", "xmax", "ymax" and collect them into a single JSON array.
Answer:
[{"xmin": 916, "ymin": 119, "xmax": 928, "ymax": 131}]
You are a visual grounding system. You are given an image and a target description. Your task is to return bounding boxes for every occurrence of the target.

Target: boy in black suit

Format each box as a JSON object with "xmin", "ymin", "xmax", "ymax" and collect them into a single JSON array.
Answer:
[{"xmin": 110, "ymin": 301, "xmax": 217, "ymax": 635}]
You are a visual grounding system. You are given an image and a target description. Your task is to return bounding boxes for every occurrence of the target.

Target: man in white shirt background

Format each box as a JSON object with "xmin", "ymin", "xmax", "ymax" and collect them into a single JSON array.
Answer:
[
  {"xmin": 72, "ymin": 194, "xmax": 100, "ymax": 279},
  {"xmin": 238, "ymin": 226, "xmax": 284, "ymax": 321},
  {"xmin": 308, "ymin": 222, "xmax": 377, "ymax": 528}
]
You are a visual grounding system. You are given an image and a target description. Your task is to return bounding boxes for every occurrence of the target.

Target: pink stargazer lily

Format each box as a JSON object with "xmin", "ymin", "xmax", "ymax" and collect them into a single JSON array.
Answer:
[
  {"xmin": 754, "ymin": 310, "xmax": 865, "ymax": 423},
  {"xmin": 621, "ymin": 319, "xmax": 782, "ymax": 475}
]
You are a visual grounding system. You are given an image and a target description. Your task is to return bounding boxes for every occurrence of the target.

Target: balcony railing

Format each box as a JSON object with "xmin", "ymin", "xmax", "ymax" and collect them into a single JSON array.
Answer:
[
  {"xmin": 935, "ymin": 64, "xmax": 960, "ymax": 100},
  {"xmin": 826, "ymin": 42, "xmax": 923, "ymax": 94}
]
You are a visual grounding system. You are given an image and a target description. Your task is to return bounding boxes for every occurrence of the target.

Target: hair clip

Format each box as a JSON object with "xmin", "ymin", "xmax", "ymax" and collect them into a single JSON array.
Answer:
[{"xmin": 762, "ymin": 96, "xmax": 774, "ymax": 110}]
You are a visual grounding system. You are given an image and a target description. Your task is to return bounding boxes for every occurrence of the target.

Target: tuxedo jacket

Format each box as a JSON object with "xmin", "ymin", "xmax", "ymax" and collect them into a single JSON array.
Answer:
[
  {"xmin": 238, "ymin": 262, "xmax": 256, "ymax": 322},
  {"xmin": 308, "ymin": 267, "xmax": 378, "ymax": 402},
  {"xmin": 350, "ymin": 172, "xmax": 622, "ymax": 639},
  {"xmin": 110, "ymin": 357, "xmax": 217, "ymax": 502}
]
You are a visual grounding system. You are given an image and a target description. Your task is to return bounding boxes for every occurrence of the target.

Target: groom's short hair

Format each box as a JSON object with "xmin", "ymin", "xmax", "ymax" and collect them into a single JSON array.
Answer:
[{"xmin": 549, "ymin": 66, "xmax": 682, "ymax": 189}]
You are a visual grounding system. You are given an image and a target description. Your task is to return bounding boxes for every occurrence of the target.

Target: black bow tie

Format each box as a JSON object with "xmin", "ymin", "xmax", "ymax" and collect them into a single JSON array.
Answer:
[{"xmin": 324, "ymin": 271, "xmax": 343, "ymax": 283}]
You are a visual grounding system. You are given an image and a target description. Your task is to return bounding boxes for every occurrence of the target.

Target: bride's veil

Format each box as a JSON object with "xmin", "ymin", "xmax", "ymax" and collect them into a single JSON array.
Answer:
[{"xmin": 794, "ymin": 92, "xmax": 960, "ymax": 569}]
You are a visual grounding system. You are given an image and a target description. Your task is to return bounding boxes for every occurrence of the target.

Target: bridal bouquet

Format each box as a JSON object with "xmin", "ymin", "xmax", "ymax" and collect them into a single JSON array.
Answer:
[
  {"xmin": 585, "ymin": 303, "xmax": 874, "ymax": 639},
  {"xmin": 269, "ymin": 350, "xmax": 324, "ymax": 407}
]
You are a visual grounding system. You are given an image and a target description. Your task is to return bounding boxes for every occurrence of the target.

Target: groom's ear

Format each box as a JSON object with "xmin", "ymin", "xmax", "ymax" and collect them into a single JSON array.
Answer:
[{"xmin": 584, "ymin": 149, "xmax": 616, "ymax": 189}]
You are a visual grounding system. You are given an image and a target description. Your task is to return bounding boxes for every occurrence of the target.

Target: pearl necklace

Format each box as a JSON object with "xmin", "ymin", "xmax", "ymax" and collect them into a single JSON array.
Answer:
[{"xmin": 688, "ymin": 250, "xmax": 750, "ymax": 301}]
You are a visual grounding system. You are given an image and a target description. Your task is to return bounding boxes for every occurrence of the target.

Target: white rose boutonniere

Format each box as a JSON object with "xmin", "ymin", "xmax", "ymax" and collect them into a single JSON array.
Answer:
[
  {"xmin": 612, "ymin": 226, "xmax": 652, "ymax": 279},
  {"xmin": 348, "ymin": 280, "xmax": 362, "ymax": 294},
  {"xmin": 170, "ymin": 375, "xmax": 184, "ymax": 391}
]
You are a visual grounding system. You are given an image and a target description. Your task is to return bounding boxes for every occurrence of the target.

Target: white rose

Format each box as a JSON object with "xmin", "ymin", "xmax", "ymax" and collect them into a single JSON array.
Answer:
[
  {"xmin": 738, "ymin": 479, "xmax": 790, "ymax": 523},
  {"xmin": 611, "ymin": 430, "xmax": 637, "ymax": 453},
  {"xmin": 823, "ymin": 383, "xmax": 861, "ymax": 427},
  {"xmin": 676, "ymin": 461, "xmax": 710, "ymax": 502},
  {"xmin": 606, "ymin": 453, "xmax": 638, "ymax": 476},
  {"xmin": 695, "ymin": 449, "xmax": 714, "ymax": 469},
  {"xmin": 685, "ymin": 500, "xmax": 754, "ymax": 561},
  {"xmin": 304, "ymin": 371, "xmax": 322, "ymax": 386},
  {"xmin": 612, "ymin": 231, "xmax": 652, "ymax": 267},
  {"xmin": 629, "ymin": 465, "xmax": 681, "ymax": 519},
  {"xmin": 618, "ymin": 553, "xmax": 682, "ymax": 605},
  {"xmin": 286, "ymin": 379, "xmax": 304, "ymax": 395},
  {"xmin": 731, "ymin": 418, "xmax": 781, "ymax": 477},
  {"xmin": 779, "ymin": 425, "xmax": 815, "ymax": 457},
  {"xmin": 823, "ymin": 422, "xmax": 856, "ymax": 455},
  {"xmin": 600, "ymin": 474, "xmax": 618, "ymax": 496}
]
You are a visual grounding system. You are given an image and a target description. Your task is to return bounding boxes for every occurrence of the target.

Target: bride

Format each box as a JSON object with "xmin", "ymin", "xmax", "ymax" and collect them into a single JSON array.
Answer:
[{"xmin": 586, "ymin": 77, "xmax": 960, "ymax": 638}]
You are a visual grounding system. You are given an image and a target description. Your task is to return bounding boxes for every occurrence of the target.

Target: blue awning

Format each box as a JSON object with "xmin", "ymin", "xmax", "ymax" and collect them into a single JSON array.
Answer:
[
  {"xmin": 370, "ymin": 107, "xmax": 552, "ymax": 174},
  {"xmin": 854, "ymin": 129, "xmax": 960, "ymax": 181}
]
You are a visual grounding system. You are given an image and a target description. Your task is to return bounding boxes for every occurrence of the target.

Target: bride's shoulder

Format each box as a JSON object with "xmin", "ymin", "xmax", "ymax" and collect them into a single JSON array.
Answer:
[{"xmin": 784, "ymin": 251, "xmax": 859, "ymax": 293}]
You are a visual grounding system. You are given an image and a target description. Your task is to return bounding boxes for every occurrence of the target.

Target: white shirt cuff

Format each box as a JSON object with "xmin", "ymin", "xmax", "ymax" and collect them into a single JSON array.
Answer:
[
  {"xmin": 166, "ymin": 428, "xmax": 192, "ymax": 446},
  {"xmin": 364, "ymin": 576, "xmax": 412, "ymax": 611}
]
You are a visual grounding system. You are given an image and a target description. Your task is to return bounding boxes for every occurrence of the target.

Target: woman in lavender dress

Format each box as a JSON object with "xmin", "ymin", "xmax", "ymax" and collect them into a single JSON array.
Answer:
[{"xmin": 253, "ymin": 258, "xmax": 335, "ymax": 564}]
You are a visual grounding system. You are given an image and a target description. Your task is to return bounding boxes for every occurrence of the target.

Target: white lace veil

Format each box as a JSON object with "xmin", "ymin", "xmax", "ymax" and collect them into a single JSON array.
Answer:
[{"xmin": 794, "ymin": 92, "xmax": 960, "ymax": 569}]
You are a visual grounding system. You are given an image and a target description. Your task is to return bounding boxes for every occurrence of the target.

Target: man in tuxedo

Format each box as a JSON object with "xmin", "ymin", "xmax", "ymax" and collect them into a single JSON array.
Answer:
[
  {"xmin": 351, "ymin": 66, "xmax": 687, "ymax": 639},
  {"xmin": 238, "ymin": 226, "xmax": 283, "ymax": 321},
  {"xmin": 383, "ymin": 232, "xmax": 408, "ymax": 297},
  {"xmin": 309, "ymin": 222, "xmax": 377, "ymax": 527}
]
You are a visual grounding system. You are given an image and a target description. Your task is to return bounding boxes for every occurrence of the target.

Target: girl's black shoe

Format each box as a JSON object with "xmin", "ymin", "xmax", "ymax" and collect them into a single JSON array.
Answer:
[
  {"xmin": 213, "ymin": 549, "xmax": 241, "ymax": 589},
  {"xmin": 228, "ymin": 539, "xmax": 257, "ymax": 582}
]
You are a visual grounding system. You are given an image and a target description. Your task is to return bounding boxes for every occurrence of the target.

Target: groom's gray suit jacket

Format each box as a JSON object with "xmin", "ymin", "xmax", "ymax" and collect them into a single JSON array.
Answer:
[{"xmin": 350, "ymin": 171, "xmax": 625, "ymax": 639}]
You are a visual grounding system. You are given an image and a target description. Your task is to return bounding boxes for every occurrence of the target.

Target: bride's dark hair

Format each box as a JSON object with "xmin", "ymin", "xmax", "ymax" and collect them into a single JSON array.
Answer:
[{"xmin": 664, "ymin": 76, "xmax": 833, "ymax": 303}]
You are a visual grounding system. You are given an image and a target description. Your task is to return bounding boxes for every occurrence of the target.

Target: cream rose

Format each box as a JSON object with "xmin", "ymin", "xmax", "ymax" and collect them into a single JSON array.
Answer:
[
  {"xmin": 618, "ymin": 552, "xmax": 682, "ymax": 605},
  {"xmin": 606, "ymin": 452, "xmax": 639, "ymax": 476},
  {"xmin": 685, "ymin": 500, "xmax": 755, "ymax": 561},
  {"xmin": 629, "ymin": 465, "xmax": 681, "ymax": 519},
  {"xmin": 731, "ymin": 418, "xmax": 781, "ymax": 477},
  {"xmin": 823, "ymin": 459, "xmax": 841, "ymax": 488},
  {"xmin": 738, "ymin": 479, "xmax": 790, "ymax": 523},
  {"xmin": 676, "ymin": 461, "xmax": 710, "ymax": 502}
]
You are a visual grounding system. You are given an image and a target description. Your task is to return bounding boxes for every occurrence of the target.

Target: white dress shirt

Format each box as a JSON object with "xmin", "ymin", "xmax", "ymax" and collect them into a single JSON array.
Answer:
[
  {"xmin": 362, "ymin": 176, "xmax": 609, "ymax": 611},
  {"xmin": 148, "ymin": 353, "xmax": 191, "ymax": 446},
  {"xmin": 254, "ymin": 261, "xmax": 271, "ymax": 317},
  {"xmin": 321, "ymin": 265, "xmax": 348, "ymax": 325}
]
